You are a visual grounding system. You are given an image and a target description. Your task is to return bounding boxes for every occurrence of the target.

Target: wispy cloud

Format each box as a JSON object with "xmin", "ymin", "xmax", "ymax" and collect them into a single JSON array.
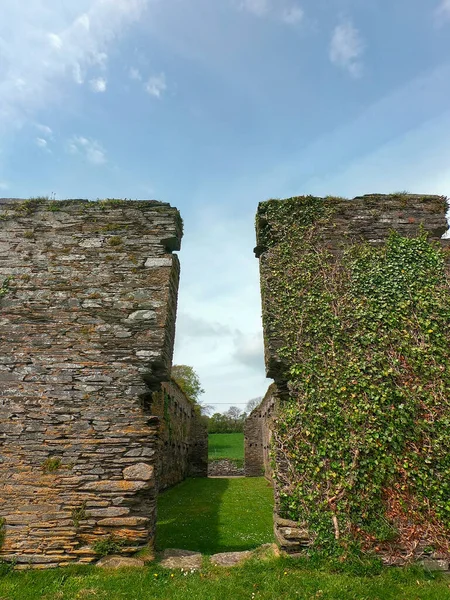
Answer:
[
  {"xmin": 89, "ymin": 77, "xmax": 107, "ymax": 92},
  {"xmin": 36, "ymin": 138, "xmax": 48, "ymax": 149},
  {"xmin": 36, "ymin": 124, "xmax": 53, "ymax": 137},
  {"xmin": 239, "ymin": 0, "xmax": 303, "ymax": 25},
  {"xmin": 68, "ymin": 135, "xmax": 107, "ymax": 165},
  {"xmin": 0, "ymin": 181, "xmax": 9, "ymax": 191},
  {"xmin": 435, "ymin": 0, "xmax": 450, "ymax": 20},
  {"xmin": 177, "ymin": 314, "xmax": 233, "ymax": 339},
  {"xmin": 240, "ymin": 0, "xmax": 270, "ymax": 17},
  {"xmin": 0, "ymin": 0, "xmax": 148, "ymax": 132},
  {"xmin": 129, "ymin": 67, "xmax": 142, "ymax": 81},
  {"xmin": 232, "ymin": 331, "xmax": 265, "ymax": 371},
  {"xmin": 281, "ymin": 6, "xmax": 303, "ymax": 25},
  {"xmin": 145, "ymin": 73, "xmax": 167, "ymax": 98},
  {"xmin": 330, "ymin": 20, "xmax": 365, "ymax": 78}
]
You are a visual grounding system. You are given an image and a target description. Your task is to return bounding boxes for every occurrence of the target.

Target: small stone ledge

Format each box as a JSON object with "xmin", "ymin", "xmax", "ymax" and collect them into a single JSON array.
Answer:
[{"xmin": 207, "ymin": 459, "xmax": 244, "ymax": 477}]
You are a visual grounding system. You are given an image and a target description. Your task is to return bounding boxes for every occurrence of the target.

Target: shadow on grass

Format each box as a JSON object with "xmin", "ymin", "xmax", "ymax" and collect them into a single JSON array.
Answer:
[{"xmin": 156, "ymin": 477, "xmax": 274, "ymax": 554}]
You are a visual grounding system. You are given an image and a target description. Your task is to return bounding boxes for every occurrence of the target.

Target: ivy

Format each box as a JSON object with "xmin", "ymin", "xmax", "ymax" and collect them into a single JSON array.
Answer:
[
  {"xmin": 0, "ymin": 277, "xmax": 11, "ymax": 299},
  {"xmin": 262, "ymin": 197, "xmax": 450, "ymax": 556}
]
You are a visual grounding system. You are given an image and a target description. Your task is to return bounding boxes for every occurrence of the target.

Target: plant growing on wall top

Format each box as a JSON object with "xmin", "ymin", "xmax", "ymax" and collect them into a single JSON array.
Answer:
[{"xmin": 171, "ymin": 365, "xmax": 213, "ymax": 415}]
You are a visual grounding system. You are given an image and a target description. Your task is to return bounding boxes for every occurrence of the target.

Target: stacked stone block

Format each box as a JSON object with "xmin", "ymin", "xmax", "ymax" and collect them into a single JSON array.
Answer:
[
  {"xmin": 244, "ymin": 384, "xmax": 276, "ymax": 478},
  {"xmin": 153, "ymin": 380, "xmax": 208, "ymax": 490},
  {"xmin": 0, "ymin": 198, "xmax": 205, "ymax": 568}
]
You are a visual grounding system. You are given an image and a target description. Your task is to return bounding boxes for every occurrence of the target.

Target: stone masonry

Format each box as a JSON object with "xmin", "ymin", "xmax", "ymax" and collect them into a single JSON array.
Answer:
[
  {"xmin": 0, "ymin": 198, "xmax": 206, "ymax": 568},
  {"xmin": 254, "ymin": 194, "xmax": 450, "ymax": 555},
  {"xmin": 244, "ymin": 384, "xmax": 277, "ymax": 478},
  {"xmin": 153, "ymin": 380, "xmax": 208, "ymax": 491}
]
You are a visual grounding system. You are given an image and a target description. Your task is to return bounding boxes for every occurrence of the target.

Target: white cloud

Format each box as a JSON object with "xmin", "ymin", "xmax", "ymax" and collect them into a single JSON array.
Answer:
[
  {"xmin": 0, "ymin": 0, "xmax": 148, "ymax": 133},
  {"xmin": 436, "ymin": 0, "xmax": 450, "ymax": 19},
  {"xmin": 89, "ymin": 77, "xmax": 107, "ymax": 92},
  {"xmin": 239, "ymin": 0, "xmax": 303, "ymax": 24},
  {"xmin": 36, "ymin": 124, "xmax": 53, "ymax": 137},
  {"xmin": 48, "ymin": 33, "xmax": 63, "ymax": 50},
  {"xmin": 72, "ymin": 62, "xmax": 84, "ymax": 84},
  {"xmin": 177, "ymin": 314, "xmax": 233, "ymax": 339},
  {"xmin": 145, "ymin": 73, "xmax": 167, "ymax": 98},
  {"xmin": 330, "ymin": 20, "xmax": 365, "ymax": 78},
  {"xmin": 281, "ymin": 5, "xmax": 303, "ymax": 25},
  {"xmin": 36, "ymin": 137, "xmax": 48, "ymax": 148},
  {"xmin": 129, "ymin": 67, "xmax": 142, "ymax": 81},
  {"xmin": 233, "ymin": 331, "xmax": 265, "ymax": 371},
  {"xmin": 68, "ymin": 135, "xmax": 107, "ymax": 165},
  {"xmin": 76, "ymin": 13, "xmax": 91, "ymax": 31},
  {"xmin": 240, "ymin": 0, "xmax": 270, "ymax": 17}
]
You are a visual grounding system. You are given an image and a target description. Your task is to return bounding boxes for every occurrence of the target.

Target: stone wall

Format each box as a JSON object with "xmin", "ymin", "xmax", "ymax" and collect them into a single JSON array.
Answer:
[
  {"xmin": 244, "ymin": 384, "xmax": 277, "ymax": 478},
  {"xmin": 255, "ymin": 193, "xmax": 450, "ymax": 557},
  {"xmin": 152, "ymin": 380, "xmax": 208, "ymax": 491},
  {"xmin": 0, "ymin": 198, "xmax": 205, "ymax": 568},
  {"xmin": 256, "ymin": 193, "xmax": 449, "ymax": 383},
  {"xmin": 208, "ymin": 460, "xmax": 245, "ymax": 477}
]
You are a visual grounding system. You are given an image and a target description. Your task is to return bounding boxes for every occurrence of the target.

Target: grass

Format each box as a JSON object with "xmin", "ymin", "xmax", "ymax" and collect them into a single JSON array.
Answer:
[
  {"xmin": 156, "ymin": 477, "xmax": 274, "ymax": 553},
  {"xmin": 2, "ymin": 478, "xmax": 449, "ymax": 599},
  {"xmin": 1, "ymin": 556, "xmax": 450, "ymax": 600},
  {"xmin": 208, "ymin": 433, "xmax": 244, "ymax": 462}
]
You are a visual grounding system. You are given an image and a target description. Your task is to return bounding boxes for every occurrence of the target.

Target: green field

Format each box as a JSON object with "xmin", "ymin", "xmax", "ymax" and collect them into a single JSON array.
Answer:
[
  {"xmin": 208, "ymin": 433, "xmax": 244, "ymax": 461},
  {"xmin": 1, "ymin": 556, "xmax": 449, "ymax": 600},
  {"xmin": 156, "ymin": 477, "xmax": 274, "ymax": 553}
]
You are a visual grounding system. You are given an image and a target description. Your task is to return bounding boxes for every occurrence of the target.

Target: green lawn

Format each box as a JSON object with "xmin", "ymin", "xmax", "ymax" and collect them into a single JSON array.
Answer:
[
  {"xmin": 156, "ymin": 477, "xmax": 274, "ymax": 553},
  {"xmin": 1, "ymin": 557, "xmax": 450, "ymax": 600},
  {"xmin": 208, "ymin": 433, "xmax": 244, "ymax": 461}
]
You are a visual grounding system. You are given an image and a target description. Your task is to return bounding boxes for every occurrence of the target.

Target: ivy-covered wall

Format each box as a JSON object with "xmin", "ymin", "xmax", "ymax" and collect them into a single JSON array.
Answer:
[{"xmin": 256, "ymin": 194, "xmax": 450, "ymax": 564}]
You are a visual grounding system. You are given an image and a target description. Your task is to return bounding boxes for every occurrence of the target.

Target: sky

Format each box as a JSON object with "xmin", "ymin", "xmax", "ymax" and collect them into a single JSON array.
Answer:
[{"xmin": 1, "ymin": 0, "xmax": 450, "ymax": 412}]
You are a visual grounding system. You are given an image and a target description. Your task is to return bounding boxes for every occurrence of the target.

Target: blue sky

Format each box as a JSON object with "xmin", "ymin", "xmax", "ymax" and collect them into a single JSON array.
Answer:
[{"xmin": 2, "ymin": 0, "xmax": 450, "ymax": 412}]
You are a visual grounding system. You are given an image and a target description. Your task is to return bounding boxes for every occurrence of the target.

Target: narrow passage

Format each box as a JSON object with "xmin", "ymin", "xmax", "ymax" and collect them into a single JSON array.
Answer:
[{"xmin": 156, "ymin": 477, "xmax": 274, "ymax": 554}]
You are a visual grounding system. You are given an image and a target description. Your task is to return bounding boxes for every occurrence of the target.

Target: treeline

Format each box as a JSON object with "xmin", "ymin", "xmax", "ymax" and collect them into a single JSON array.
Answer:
[
  {"xmin": 205, "ymin": 397, "xmax": 263, "ymax": 433},
  {"xmin": 170, "ymin": 364, "xmax": 262, "ymax": 434},
  {"xmin": 206, "ymin": 407, "xmax": 247, "ymax": 433}
]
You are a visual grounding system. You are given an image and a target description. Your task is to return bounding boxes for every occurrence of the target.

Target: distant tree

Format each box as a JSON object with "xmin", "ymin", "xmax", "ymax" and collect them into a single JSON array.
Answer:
[
  {"xmin": 208, "ymin": 412, "xmax": 230, "ymax": 433},
  {"xmin": 171, "ymin": 365, "xmax": 204, "ymax": 402},
  {"xmin": 171, "ymin": 365, "xmax": 213, "ymax": 415},
  {"xmin": 245, "ymin": 396, "xmax": 262, "ymax": 413}
]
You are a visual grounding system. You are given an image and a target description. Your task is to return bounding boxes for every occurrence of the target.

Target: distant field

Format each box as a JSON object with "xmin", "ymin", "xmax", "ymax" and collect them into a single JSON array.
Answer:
[{"xmin": 208, "ymin": 433, "xmax": 244, "ymax": 461}]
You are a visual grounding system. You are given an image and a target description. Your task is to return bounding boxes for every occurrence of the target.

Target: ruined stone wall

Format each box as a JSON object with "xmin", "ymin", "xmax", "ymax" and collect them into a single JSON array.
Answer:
[
  {"xmin": 152, "ymin": 380, "xmax": 208, "ymax": 491},
  {"xmin": 0, "ymin": 198, "xmax": 183, "ymax": 567},
  {"xmin": 256, "ymin": 193, "xmax": 449, "ymax": 383},
  {"xmin": 255, "ymin": 193, "xmax": 450, "ymax": 559},
  {"xmin": 244, "ymin": 384, "xmax": 277, "ymax": 478}
]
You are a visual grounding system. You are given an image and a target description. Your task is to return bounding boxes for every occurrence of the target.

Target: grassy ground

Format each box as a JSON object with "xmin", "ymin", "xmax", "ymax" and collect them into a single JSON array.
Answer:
[
  {"xmin": 1, "ymin": 556, "xmax": 449, "ymax": 600},
  {"xmin": 2, "ymin": 477, "xmax": 449, "ymax": 599},
  {"xmin": 156, "ymin": 477, "xmax": 274, "ymax": 553},
  {"xmin": 208, "ymin": 433, "xmax": 244, "ymax": 462}
]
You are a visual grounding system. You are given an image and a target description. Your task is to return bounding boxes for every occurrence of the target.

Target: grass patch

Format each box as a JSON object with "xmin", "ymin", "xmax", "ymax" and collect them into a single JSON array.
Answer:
[
  {"xmin": 1, "ymin": 557, "xmax": 450, "ymax": 600},
  {"xmin": 156, "ymin": 477, "xmax": 274, "ymax": 554},
  {"xmin": 208, "ymin": 433, "xmax": 244, "ymax": 461}
]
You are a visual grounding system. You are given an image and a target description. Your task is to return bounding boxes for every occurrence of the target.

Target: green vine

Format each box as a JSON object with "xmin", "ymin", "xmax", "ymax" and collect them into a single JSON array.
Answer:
[
  {"xmin": 261, "ymin": 196, "xmax": 450, "ymax": 556},
  {"xmin": 0, "ymin": 518, "xmax": 5, "ymax": 549},
  {"xmin": 71, "ymin": 501, "xmax": 87, "ymax": 528},
  {"xmin": 92, "ymin": 535, "xmax": 125, "ymax": 556},
  {"xmin": 0, "ymin": 277, "xmax": 11, "ymax": 299},
  {"xmin": 163, "ymin": 392, "xmax": 173, "ymax": 440}
]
